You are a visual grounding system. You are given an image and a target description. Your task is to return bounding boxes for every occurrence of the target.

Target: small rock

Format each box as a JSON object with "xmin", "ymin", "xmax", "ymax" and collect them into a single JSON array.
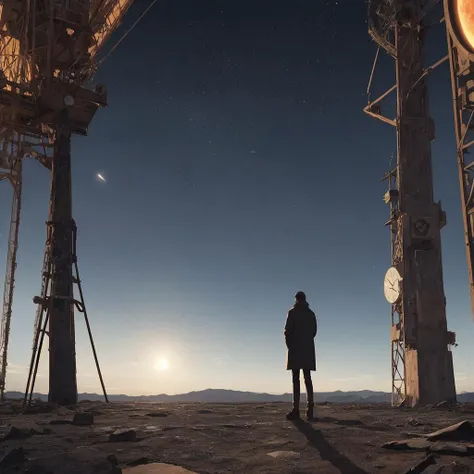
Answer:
[
  {"xmin": 73, "ymin": 412, "xmax": 94, "ymax": 426},
  {"xmin": 49, "ymin": 419, "xmax": 72, "ymax": 425},
  {"xmin": 197, "ymin": 409, "xmax": 212, "ymax": 414},
  {"xmin": 146, "ymin": 412, "xmax": 168, "ymax": 418},
  {"xmin": 429, "ymin": 442, "xmax": 469, "ymax": 456},
  {"xmin": 0, "ymin": 446, "xmax": 26, "ymax": 467},
  {"xmin": 53, "ymin": 406, "xmax": 73, "ymax": 416},
  {"xmin": 436, "ymin": 400, "xmax": 454, "ymax": 409},
  {"xmin": 382, "ymin": 438, "xmax": 432, "ymax": 450},
  {"xmin": 267, "ymin": 450, "xmax": 301, "ymax": 459},
  {"xmin": 106, "ymin": 454, "xmax": 119, "ymax": 466},
  {"xmin": 407, "ymin": 418, "xmax": 423, "ymax": 427},
  {"xmin": 109, "ymin": 429, "xmax": 137, "ymax": 442}
]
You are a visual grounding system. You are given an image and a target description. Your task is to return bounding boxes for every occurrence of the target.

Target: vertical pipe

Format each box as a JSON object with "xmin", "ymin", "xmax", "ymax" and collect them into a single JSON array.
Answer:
[{"xmin": 48, "ymin": 119, "xmax": 77, "ymax": 405}]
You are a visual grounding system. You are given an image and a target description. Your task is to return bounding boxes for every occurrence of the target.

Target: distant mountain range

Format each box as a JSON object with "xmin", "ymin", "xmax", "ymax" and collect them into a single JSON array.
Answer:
[{"xmin": 5, "ymin": 389, "xmax": 474, "ymax": 404}]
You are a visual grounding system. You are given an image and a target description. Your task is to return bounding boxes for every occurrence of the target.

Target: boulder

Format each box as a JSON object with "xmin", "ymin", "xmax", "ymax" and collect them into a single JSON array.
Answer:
[
  {"xmin": 427, "ymin": 421, "xmax": 474, "ymax": 442},
  {"xmin": 72, "ymin": 412, "xmax": 94, "ymax": 426}
]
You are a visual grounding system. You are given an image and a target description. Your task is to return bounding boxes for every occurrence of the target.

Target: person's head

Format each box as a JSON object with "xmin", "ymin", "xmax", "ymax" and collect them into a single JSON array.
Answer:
[{"xmin": 295, "ymin": 291, "xmax": 306, "ymax": 303}]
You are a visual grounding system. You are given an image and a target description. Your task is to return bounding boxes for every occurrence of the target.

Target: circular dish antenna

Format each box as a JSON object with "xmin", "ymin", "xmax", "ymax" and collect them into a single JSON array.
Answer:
[
  {"xmin": 384, "ymin": 266, "xmax": 402, "ymax": 304},
  {"xmin": 445, "ymin": 0, "xmax": 474, "ymax": 56}
]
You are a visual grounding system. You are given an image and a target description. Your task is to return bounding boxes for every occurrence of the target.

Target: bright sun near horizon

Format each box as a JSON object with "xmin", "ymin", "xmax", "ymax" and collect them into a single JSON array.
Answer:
[{"xmin": 153, "ymin": 357, "xmax": 170, "ymax": 372}]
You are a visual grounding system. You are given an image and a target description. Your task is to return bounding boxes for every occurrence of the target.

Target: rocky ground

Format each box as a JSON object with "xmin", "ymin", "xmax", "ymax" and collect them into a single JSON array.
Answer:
[{"xmin": 0, "ymin": 401, "xmax": 474, "ymax": 473}]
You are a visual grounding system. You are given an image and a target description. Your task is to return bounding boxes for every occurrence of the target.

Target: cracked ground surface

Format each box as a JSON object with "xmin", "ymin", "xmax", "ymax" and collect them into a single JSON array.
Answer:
[{"xmin": 1, "ymin": 401, "xmax": 474, "ymax": 473}]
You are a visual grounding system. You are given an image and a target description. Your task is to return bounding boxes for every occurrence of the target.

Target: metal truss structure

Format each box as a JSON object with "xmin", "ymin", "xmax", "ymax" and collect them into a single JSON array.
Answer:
[
  {"xmin": 381, "ymin": 168, "xmax": 405, "ymax": 406},
  {"xmin": 444, "ymin": 0, "xmax": 474, "ymax": 318},
  {"xmin": 365, "ymin": 0, "xmax": 457, "ymax": 406},
  {"xmin": 0, "ymin": 0, "xmax": 134, "ymax": 404}
]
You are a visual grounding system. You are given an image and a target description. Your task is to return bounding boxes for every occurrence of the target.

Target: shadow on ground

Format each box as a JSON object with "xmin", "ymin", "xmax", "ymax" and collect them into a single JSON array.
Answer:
[{"xmin": 292, "ymin": 419, "xmax": 369, "ymax": 474}]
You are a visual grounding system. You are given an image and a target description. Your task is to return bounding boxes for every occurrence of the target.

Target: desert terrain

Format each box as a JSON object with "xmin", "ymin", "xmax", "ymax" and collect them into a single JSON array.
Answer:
[{"xmin": 1, "ymin": 401, "xmax": 474, "ymax": 473}]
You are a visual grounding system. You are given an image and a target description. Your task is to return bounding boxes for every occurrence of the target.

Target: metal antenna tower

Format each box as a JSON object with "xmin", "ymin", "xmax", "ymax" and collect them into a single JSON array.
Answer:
[
  {"xmin": 0, "ymin": 0, "xmax": 135, "ymax": 404},
  {"xmin": 0, "ymin": 139, "xmax": 22, "ymax": 401},
  {"xmin": 0, "ymin": 16, "xmax": 54, "ymax": 400},
  {"xmin": 365, "ymin": 0, "xmax": 457, "ymax": 406},
  {"xmin": 443, "ymin": 0, "xmax": 474, "ymax": 318}
]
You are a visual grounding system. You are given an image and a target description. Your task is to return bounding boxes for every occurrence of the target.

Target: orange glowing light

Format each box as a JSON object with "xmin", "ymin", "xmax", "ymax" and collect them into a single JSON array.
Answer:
[{"xmin": 457, "ymin": 0, "xmax": 474, "ymax": 51}]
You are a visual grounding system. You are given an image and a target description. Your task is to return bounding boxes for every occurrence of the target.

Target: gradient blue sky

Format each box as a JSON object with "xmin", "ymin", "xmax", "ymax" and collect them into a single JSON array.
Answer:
[{"xmin": 1, "ymin": 0, "xmax": 473, "ymax": 396}]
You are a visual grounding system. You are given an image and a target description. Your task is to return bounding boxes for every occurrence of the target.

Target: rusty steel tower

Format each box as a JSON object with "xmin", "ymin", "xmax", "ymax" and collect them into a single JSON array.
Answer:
[
  {"xmin": 0, "ymin": 0, "xmax": 135, "ymax": 404},
  {"xmin": 444, "ymin": 0, "xmax": 474, "ymax": 318},
  {"xmin": 365, "ymin": 0, "xmax": 457, "ymax": 407}
]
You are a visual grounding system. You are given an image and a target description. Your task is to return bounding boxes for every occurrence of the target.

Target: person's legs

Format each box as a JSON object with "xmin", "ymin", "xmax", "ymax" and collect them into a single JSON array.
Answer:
[
  {"xmin": 286, "ymin": 369, "xmax": 301, "ymax": 419},
  {"xmin": 292, "ymin": 369, "xmax": 300, "ymax": 410},
  {"xmin": 303, "ymin": 369, "xmax": 314, "ymax": 420}
]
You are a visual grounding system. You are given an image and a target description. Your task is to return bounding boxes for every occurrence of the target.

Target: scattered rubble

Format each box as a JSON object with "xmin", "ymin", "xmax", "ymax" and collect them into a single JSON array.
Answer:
[
  {"xmin": 383, "ymin": 420, "xmax": 474, "ymax": 461},
  {"xmin": 2, "ymin": 401, "xmax": 474, "ymax": 473}
]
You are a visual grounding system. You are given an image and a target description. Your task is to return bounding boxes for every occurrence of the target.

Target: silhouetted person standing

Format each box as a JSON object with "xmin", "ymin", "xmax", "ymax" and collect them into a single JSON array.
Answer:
[{"xmin": 284, "ymin": 291, "xmax": 317, "ymax": 421}]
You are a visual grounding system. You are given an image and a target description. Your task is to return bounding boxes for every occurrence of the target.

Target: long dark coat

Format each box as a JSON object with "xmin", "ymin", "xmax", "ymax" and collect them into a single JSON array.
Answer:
[{"xmin": 284, "ymin": 301, "xmax": 317, "ymax": 371}]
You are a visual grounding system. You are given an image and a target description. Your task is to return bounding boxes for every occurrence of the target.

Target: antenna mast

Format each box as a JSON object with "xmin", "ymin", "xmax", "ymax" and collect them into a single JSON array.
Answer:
[{"xmin": 365, "ymin": 0, "xmax": 457, "ymax": 406}]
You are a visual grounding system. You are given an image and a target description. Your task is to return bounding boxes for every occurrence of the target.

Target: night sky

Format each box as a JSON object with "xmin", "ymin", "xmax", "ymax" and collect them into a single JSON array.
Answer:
[{"xmin": 1, "ymin": 0, "xmax": 473, "ymax": 395}]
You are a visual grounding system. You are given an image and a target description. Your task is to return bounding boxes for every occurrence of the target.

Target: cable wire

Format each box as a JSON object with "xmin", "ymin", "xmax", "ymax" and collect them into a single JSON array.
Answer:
[{"xmin": 97, "ymin": 0, "xmax": 160, "ymax": 67}]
